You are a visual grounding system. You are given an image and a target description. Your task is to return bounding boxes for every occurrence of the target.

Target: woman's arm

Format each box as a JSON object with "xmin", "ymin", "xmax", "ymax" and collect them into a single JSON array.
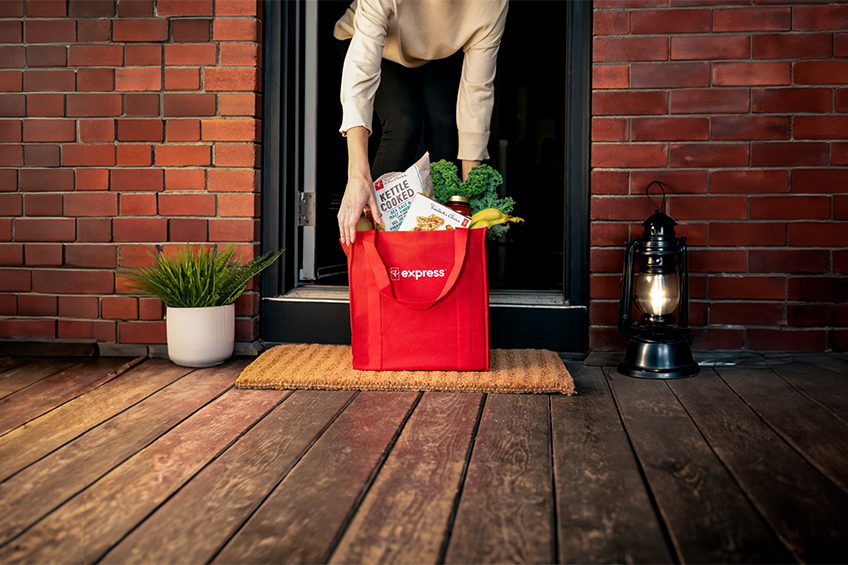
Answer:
[{"xmin": 338, "ymin": 127, "xmax": 381, "ymax": 245}]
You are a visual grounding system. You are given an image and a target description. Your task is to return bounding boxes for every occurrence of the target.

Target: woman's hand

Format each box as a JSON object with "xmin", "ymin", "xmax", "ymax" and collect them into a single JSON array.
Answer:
[
  {"xmin": 338, "ymin": 127, "xmax": 381, "ymax": 245},
  {"xmin": 462, "ymin": 159, "xmax": 482, "ymax": 181}
]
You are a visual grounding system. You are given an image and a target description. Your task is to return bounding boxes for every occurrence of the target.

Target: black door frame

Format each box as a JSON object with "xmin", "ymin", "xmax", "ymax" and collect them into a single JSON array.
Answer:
[{"xmin": 260, "ymin": 0, "xmax": 592, "ymax": 355}]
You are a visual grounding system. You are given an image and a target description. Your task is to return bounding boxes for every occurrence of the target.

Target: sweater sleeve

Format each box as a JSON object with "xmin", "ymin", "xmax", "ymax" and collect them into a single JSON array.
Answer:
[
  {"xmin": 456, "ymin": 4, "xmax": 508, "ymax": 162},
  {"xmin": 338, "ymin": 0, "xmax": 390, "ymax": 136}
]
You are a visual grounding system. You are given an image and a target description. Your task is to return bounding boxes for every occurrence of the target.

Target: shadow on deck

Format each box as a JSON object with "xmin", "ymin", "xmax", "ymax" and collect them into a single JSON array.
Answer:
[{"xmin": 0, "ymin": 351, "xmax": 847, "ymax": 563}]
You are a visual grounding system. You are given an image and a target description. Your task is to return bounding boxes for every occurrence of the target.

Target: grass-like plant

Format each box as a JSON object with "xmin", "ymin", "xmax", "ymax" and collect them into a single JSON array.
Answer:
[{"xmin": 119, "ymin": 244, "xmax": 284, "ymax": 308}]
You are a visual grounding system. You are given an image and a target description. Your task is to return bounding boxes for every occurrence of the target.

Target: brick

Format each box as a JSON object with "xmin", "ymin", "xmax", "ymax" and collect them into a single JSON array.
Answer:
[
  {"xmin": 172, "ymin": 18, "xmax": 211, "ymax": 42},
  {"xmin": 26, "ymin": 0, "xmax": 65, "ymax": 16},
  {"xmin": 0, "ymin": 170, "xmax": 17, "ymax": 192},
  {"xmin": 123, "ymin": 93, "xmax": 159, "ymax": 117},
  {"xmin": 24, "ymin": 193, "xmax": 63, "ymax": 216},
  {"xmin": 67, "ymin": 94, "xmax": 123, "ymax": 117},
  {"xmin": 670, "ymin": 89, "xmax": 749, "ymax": 114},
  {"xmin": 18, "ymin": 168, "xmax": 72, "ymax": 192},
  {"xmin": 787, "ymin": 303, "xmax": 835, "ymax": 328},
  {"xmin": 590, "ymin": 196, "xmax": 659, "ymax": 221},
  {"xmin": 77, "ymin": 19, "xmax": 111, "ymax": 42},
  {"xmin": 591, "ymin": 222, "xmax": 629, "ymax": 247},
  {"xmin": 112, "ymin": 19, "xmax": 169, "ymax": 42},
  {"xmin": 789, "ymin": 223, "xmax": 848, "ymax": 248},
  {"xmin": 203, "ymin": 68, "xmax": 260, "ymax": 92},
  {"xmin": 207, "ymin": 169, "xmax": 258, "ymax": 192},
  {"xmin": 711, "ymin": 116, "xmax": 790, "ymax": 141},
  {"xmin": 630, "ymin": 171, "xmax": 708, "ymax": 195},
  {"xmin": 154, "ymin": 145, "xmax": 211, "ymax": 167},
  {"xmin": 631, "ymin": 62, "xmax": 709, "ymax": 89},
  {"xmin": 669, "ymin": 144, "xmax": 748, "ymax": 168},
  {"xmin": 0, "ymin": 195, "xmax": 22, "ymax": 218},
  {"xmin": 592, "ymin": 65, "xmax": 629, "ymax": 90},
  {"xmin": 209, "ymin": 218, "xmax": 257, "ymax": 242},
  {"xmin": 0, "ymin": 94, "xmax": 25, "ymax": 117},
  {"xmin": 752, "ymin": 88, "xmax": 831, "ymax": 114},
  {"xmin": 710, "ymin": 303, "xmax": 784, "ymax": 327},
  {"xmin": 23, "ymin": 69, "xmax": 75, "ymax": 92},
  {"xmin": 117, "ymin": 320, "xmax": 166, "ymax": 344},
  {"xmin": 589, "ymin": 273, "xmax": 622, "ymax": 300},
  {"xmin": 68, "ymin": 45, "xmax": 123, "ymax": 67},
  {"xmin": 163, "ymin": 93, "xmax": 216, "ymax": 117},
  {"xmin": 713, "ymin": 7, "xmax": 790, "ymax": 32},
  {"xmin": 215, "ymin": 144, "xmax": 259, "ymax": 167},
  {"xmin": 593, "ymin": 37, "xmax": 668, "ymax": 63},
  {"xmin": 0, "ymin": 145, "xmax": 22, "ymax": 166},
  {"xmin": 220, "ymin": 43, "xmax": 260, "ymax": 67},
  {"xmin": 593, "ymin": 117, "xmax": 627, "ymax": 142},
  {"xmin": 64, "ymin": 192, "xmax": 118, "ymax": 217},
  {"xmin": 23, "ymin": 120, "xmax": 77, "ymax": 142},
  {"xmin": 117, "ymin": 144, "xmax": 153, "ymax": 166},
  {"xmin": 119, "ymin": 193, "xmax": 157, "ymax": 215},
  {"xmin": 111, "ymin": 168, "xmax": 164, "ymax": 191},
  {"xmin": 595, "ymin": 10, "xmax": 629, "ymax": 36},
  {"xmin": 748, "ymin": 329, "xmax": 826, "ymax": 352},
  {"xmin": 24, "ymin": 243, "xmax": 63, "ymax": 265},
  {"xmin": 201, "ymin": 119, "xmax": 260, "ymax": 142},
  {"xmin": 836, "ymin": 195, "xmax": 848, "ymax": 220},
  {"xmin": 75, "ymin": 168, "xmax": 110, "ymax": 191},
  {"xmin": 753, "ymin": 33, "xmax": 832, "ymax": 60},
  {"xmin": 24, "ymin": 144, "xmax": 60, "ymax": 167},
  {"xmin": 64, "ymin": 244, "xmax": 116, "ymax": 268},
  {"xmin": 593, "ymin": 91, "xmax": 668, "ymax": 116},
  {"xmin": 79, "ymin": 119, "xmax": 116, "ymax": 142},
  {"xmin": 26, "ymin": 94, "xmax": 65, "ymax": 117},
  {"xmin": 710, "ymin": 276, "xmax": 785, "ymax": 300},
  {"xmin": 0, "ymin": 218, "xmax": 10, "ymax": 241},
  {"xmin": 217, "ymin": 193, "xmax": 258, "ymax": 217},
  {"xmin": 713, "ymin": 62, "xmax": 790, "ymax": 87},
  {"xmin": 117, "ymin": 119, "xmax": 164, "ymax": 142},
  {"xmin": 58, "ymin": 319, "xmax": 116, "ymax": 341},
  {"xmin": 0, "ymin": 243, "xmax": 24, "ymax": 266},
  {"xmin": 164, "ymin": 43, "xmax": 217, "ymax": 66},
  {"xmin": 0, "ymin": 21, "xmax": 22, "ymax": 42},
  {"xmin": 116, "ymin": 68, "xmax": 161, "ymax": 92},
  {"xmin": 117, "ymin": 0, "xmax": 153, "ymax": 17},
  {"xmin": 166, "ymin": 119, "xmax": 201, "ymax": 141},
  {"xmin": 169, "ymin": 218, "xmax": 207, "ymax": 241},
  {"xmin": 589, "ymin": 326, "xmax": 630, "ymax": 352},
  {"xmin": 24, "ymin": 20, "xmax": 76, "ymax": 43},
  {"xmin": 836, "ymin": 251, "xmax": 848, "ymax": 275},
  {"xmin": 631, "ymin": 117, "xmax": 708, "ymax": 141},
  {"xmin": 631, "ymin": 9, "xmax": 709, "ymax": 34},
  {"xmin": 76, "ymin": 218, "xmax": 112, "ymax": 242},
  {"xmin": 62, "ymin": 144, "xmax": 116, "ymax": 167},
  {"xmin": 68, "ymin": 0, "xmax": 116, "ymax": 17},
  {"xmin": 0, "ymin": 269, "xmax": 31, "ymax": 292},
  {"xmin": 0, "ymin": 72, "xmax": 22, "ymax": 93},
  {"xmin": 158, "ymin": 0, "xmax": 211, "ymax": 15},
  {"xmin": 0, "ymin": 46, "xmax": 25, "ymax": 68},
  {"xmin": 751, "ymin": 143, "xmax": 828, "ymax": 167},
  {"xmin": 0, "ymin": 319, "xmax": 55, "ymax": 339},
  {"xmin": 710, "ymin": 170, "xmax": 788, "ymax": 194},
  {"xmin": 0, "ymin": 0, "xmax": 23, "ymax": 16},
  {"xmin": 795, "ymin": 61, "xmax": 848, "ymax": 85},
  {"xmin": 838, "ymin": 89, "xmax": 848, "ymax": 113},
  {"xmin": 793, "ymin": 6, "xmax": 848, "ymax": 31},
  {"xmin": 838, "ymin": 34, "xmax": 848, "ymax": 58},
  {"xmin": 789, "ymin": 277, "xmax": 848, "ymax": 303},
  {"xmin": 113, "ymin": 217, "xmax": 167, "ymax": 241},
  {"xmin": 138, "ymin": 296, "xmax": 163, "ymax": 320},
  {"xmin": 125, "ymin": 44, "xmax": 162, "ymax": 66},
  {"xmin": 102, "ymin": 295, "xmax": 138, "ymax": 319},
  {"xmin": 710, "ymin": 222, "xmax": 786, "ymax": 246},
  {"xmin": 117, "ymin": 243, "xmax": 159, "ymax": 268},
  {"xmin": 0, "ymin": 120, "xmax": 21, "ymax": 142},
  {"xmin": 32, "ymin": 269, "xmax": 114, "ymax": 294},
  {"xmin": 667, "ymin": 196, "xmax": 747, "ymax": 220},
  {"xmin": 589, "ymin": 248, "xmax": 624, "ymax": 273},
  {"xmin": 76, "ymin": 68, "xmax": 115, "ymax": 91},
  {"xmin": 219, "ymin": 94, "xmax": 261, "ymax": 118},
  {"xmin": 671, "ymin": 35, "xmax": 749, "ymax": 61},
  {"xmin": 834, "ymin": 143, "xmax": 848, "ymax": 166},
  {"xmin": 164, "ymin": 68, "xmax": 201, "ymax": 91},
  {"xmin": 749, "ymin": 249, "xmax": 829, "ymax": 274},
  {"xmin": 27, "ymin": 45, "xmax": 67, "ymax": 67},
  {"xmin": 794, "ymin": 116, "xmax": 848, "ymax": 140},
  {"xmin": 213, "ymin": 18, "xmax": 260, "ymax": 41},
  {"xmin": 165, "ymin": 169, "xmax": 205, "ymax": 190},
  {"xmin": 157, "ymin": 193, "xmax": 215, "ymax": 216},
  {"xmin": 691, "ymin": 249, "xmax": 748, "ymax": 273}
]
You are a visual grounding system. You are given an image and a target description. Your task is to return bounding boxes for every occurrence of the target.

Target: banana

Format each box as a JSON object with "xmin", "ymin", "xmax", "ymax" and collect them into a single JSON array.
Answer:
[
  {"xmin": 471, "ymin": 208, "xmax": 506, "ymax": 223},
  {"xmin": 470, "ymin": 215, "xmax": 524, "ymax": 230}
]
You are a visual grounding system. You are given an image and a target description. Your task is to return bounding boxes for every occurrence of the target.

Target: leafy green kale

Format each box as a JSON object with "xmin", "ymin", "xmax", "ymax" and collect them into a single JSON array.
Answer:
[
  {"xmin": 470, "ymin": 192, "xmax": 514, "ymax": 216},
  {"xmin": 431, "ymin": 160, "xmax": 462, "ymax": 204}
]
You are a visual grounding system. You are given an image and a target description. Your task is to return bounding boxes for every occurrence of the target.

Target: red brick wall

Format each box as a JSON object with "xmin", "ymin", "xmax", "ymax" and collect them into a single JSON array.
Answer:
[
  {"xmin": 0, "ymin": 0, "xmax": 262, "ymax": 349},
  {"xmin": 591, "ymin": 1, "xmax": 848, "ymax": 352}
]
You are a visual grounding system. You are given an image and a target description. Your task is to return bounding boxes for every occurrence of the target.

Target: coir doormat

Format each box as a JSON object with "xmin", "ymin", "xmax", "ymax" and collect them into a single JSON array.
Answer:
[{"xmin": 236, "ymin": 343, "xmax": 575, "ymax": 395}]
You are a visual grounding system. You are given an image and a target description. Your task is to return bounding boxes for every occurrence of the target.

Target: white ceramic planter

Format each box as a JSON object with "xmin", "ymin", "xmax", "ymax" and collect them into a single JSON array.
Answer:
[{"xmin": 166, "ymin": 304, "xmax": 235, "ymax": 367}]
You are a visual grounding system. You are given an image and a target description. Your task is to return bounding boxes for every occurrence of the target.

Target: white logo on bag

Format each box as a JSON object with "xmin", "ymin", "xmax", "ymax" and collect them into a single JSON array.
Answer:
[{"xmin": 390, "ymin": 267, "xmax": 446, "ymax": 281}]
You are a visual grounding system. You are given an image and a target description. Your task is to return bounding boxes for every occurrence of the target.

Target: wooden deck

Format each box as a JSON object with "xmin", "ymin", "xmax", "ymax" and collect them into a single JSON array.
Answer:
[{"xmin": 1, "ymin": 352, "xmax": 848, "ymax": 564}]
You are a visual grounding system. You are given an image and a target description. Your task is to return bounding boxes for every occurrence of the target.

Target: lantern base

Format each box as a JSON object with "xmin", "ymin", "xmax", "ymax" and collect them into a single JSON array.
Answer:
[{"xmin": 618, "ymin": 332, "xmax": 699, "ymax": 379}]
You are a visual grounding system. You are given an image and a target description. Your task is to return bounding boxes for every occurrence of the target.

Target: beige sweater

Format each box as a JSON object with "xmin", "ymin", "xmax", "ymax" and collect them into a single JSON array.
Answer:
[{"xmin": 335, "ymin": 0, "xmax": 509, "ymax": 161}]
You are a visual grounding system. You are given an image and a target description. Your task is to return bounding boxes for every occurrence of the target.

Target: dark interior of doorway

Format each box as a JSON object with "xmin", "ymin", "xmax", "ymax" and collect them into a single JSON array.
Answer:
[{"xmin": 310, "ymin": 0, "xmax": 567, "ymax": 292}]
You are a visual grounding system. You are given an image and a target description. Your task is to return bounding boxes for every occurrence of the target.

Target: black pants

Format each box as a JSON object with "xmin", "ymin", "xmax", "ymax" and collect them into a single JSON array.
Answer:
[{"xmin": 338, "ymin": 40, "xmax": 462, "ymax": 178}]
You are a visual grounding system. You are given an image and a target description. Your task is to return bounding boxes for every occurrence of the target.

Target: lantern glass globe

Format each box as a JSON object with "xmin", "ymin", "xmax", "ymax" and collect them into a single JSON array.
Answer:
[{"xmin": 635, "ymin": 272, "xmax": 680, "ymax": 316}]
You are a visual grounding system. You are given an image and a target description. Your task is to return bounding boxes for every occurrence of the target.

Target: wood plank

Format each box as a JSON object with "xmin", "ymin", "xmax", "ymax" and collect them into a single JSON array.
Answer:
[
  {"xmin": 0, "ymin": 358, "xmax": 80, "ymax": 400},
  {"xmin": 0, "ymin": 361, "xmax": 241, "ymax": 548},
  {"xmin": 718, "ymin": 366, "xmax": 848, "ymax": 494},
  {"xmin": 0, "ymin": 363, "xmax": 287, "ymax": 565},
  {"xmin": 103, "ymin": 389, "xmax": 358, "ymax": 565},
  {"xmin": 606, "ymin": 369, "xmax": 794, "ymax": 564},
  {"xmin": 211, "ymin": 391, "xmax": 420, "ymax": 565},
  {"xmin": 767, "ymin": 355, "xmax": 848, "ymax": 420},
  {"xmin": 0, "ymin": 358, "xmax": 191, "ymax": 481},
  {"xmin": 550, "ymin": 364, "xmax": 672, "ymax": 564},
  {"xmin": 0, "ymin": 356, "xmax": 129, "ymax": 436},
  {"xmin": 444, "ymin": 394, "xmax": 555, "ymax": 564},
  {"xmin": 328, "ymin": 392, "xmax": 482, "ymax": 565},
  {"xmin": 670, "ymin": 371, "xmax": 848, "ymax": 563}
]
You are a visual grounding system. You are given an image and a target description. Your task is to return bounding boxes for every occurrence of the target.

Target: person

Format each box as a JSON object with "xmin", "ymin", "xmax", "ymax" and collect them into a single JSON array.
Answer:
[{"xmin": 335, "ymin": 0, "xmax": 509, "ymax": 245}]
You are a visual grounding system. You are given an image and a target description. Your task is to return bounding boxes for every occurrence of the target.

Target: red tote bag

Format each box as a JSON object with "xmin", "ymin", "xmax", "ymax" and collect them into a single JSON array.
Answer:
[{"xmin": 343, "ymin": 228, "xmax": 489, "ymax": 371}]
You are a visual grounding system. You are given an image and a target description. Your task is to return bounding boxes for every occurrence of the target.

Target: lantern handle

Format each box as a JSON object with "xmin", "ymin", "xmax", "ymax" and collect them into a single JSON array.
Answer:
[{"xmin": 646, "ymin": 181, "xmax": 667, "ymax": 213}]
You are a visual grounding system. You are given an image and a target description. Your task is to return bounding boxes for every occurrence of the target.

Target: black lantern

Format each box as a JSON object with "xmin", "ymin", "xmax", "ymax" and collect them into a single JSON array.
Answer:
[{"xmin": 617, "ymin": 181, "xmax": 699, "ymax": 379}]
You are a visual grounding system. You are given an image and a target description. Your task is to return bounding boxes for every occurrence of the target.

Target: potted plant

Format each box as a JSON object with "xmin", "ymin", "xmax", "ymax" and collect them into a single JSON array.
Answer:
[{"xmin": 119, "ymin": 244, "xmax": 284, "ymax": 368}]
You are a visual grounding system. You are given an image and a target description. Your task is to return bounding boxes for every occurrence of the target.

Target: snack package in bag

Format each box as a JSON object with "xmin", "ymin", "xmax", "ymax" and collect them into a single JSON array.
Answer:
[
  {"xmin": 398, "ymin": 193, "xmax": 472, "ymax": 232},
  {"xmin": 368, "ymin": 152, "xmax": 432, "ymax": 231}
]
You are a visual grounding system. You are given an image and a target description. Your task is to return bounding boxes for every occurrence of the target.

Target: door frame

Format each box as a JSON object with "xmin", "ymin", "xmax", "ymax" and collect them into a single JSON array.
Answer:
[{"xmin": 260, "ymin": 0, "xmax": 593, "ymax": 355}]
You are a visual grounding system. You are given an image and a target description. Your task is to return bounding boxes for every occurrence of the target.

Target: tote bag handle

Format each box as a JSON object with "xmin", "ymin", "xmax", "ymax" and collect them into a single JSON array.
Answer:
[{"xmin": 362, "ymin": 228, "xmax": 469, "ymax": 311}]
